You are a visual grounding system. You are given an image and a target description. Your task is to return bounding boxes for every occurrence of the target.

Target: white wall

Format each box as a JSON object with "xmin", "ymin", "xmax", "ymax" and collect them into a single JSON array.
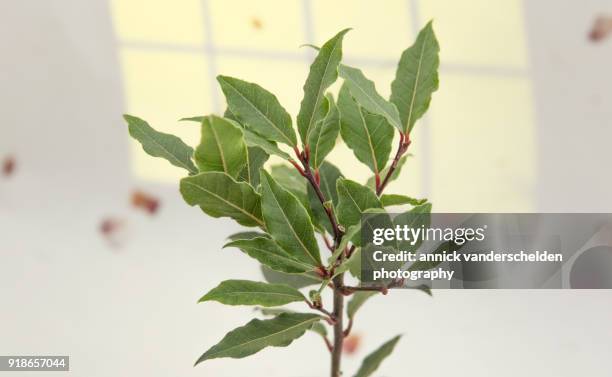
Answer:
[{"xmin": 525, "ymin": 0, "xmax": 612, "ymax": 212}]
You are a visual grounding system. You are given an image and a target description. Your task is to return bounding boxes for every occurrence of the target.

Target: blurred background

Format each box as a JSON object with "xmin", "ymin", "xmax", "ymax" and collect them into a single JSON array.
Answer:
[{"xmin": 1, "ymin": 0, "xmax": 611, "ymax": 376}]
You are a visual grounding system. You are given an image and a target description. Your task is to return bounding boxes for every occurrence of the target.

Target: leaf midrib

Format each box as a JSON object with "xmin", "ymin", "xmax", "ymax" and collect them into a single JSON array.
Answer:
[
  {"xmin": 210, "ymin": 291, "xmax": 303, "ymax": 299},
  {"xmin": 135, "ymin": 123, "xmax": 196, "ymax": 173},
  {"xmin": 356, "ymin": 107, "xmax": 379, "ymax": 174},
  {"xmin": 208, "ymin": 117, "xmax": 229, "ymax": 173},
  {"xmin": 204, "ymin": 316, "xmax": 318, "ymax": 359},
  {"xmin": 241, "ymin": 244, "xmax": 315, "ymax": 270},
  {"xmin": 305, "ymin": 39, "xmax": 342, "ymax": 141},
  {"xmin": 405, "ymin": 31, "xmax": 430, "ymax": 130},
  {"xmin": 223, "ymin": 79, "xmax": 294, "ymax": 147},
  {"xmin": 343, "ymin": 69, "xmax": 400, "ymax": 129},
  {"xmin": 184, "ymin": 180, "xmax": 264, "ymax": 227},
  {"xmin": 266, "ymin": 181, "xmax": 320, "ymax": 266}
]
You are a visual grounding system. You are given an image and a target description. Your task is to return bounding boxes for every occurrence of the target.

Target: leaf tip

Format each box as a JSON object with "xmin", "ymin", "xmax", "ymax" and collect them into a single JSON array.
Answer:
[
  {"xmin": 197, "ymin": 295, "xmax": 210, "ymax": 304},
  {"xmin": 194, "ymin": 354, "xmax": 207, "ymax": 367},
  {"xmin": 122, "ymin": 113, "xmax": 137, "ymax": 124}
]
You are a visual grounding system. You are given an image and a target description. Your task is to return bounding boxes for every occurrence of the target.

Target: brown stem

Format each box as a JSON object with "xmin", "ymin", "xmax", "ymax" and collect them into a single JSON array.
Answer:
[
  {"xmin": 343, "ymin": 318, "xmax": 353, "ymax": 337},
  {"xmin": 330, "ymin": 274, "xmax": 345, "ymax": 377},
  {"xmin": 346, "ymin": 245, "xmax": 356, "ymax": 259},
  {"xmin": 341, "ymin": 285, "xmax": 389, "ymax": 295},
  {"xmin": 323, "ymin": 234, "xmax": 334, "ymax": 251},
  {"xmin": 340, "ymin": 278, "xmax": 404, "ymax": 295},
  {"xmin": 295, "ymin": 147, "xmax": 344, "ymax": 245},
  {"xmin": 323, "ymin": 335, "xmax": 333, "ymax": 353},
  {"xmin": 376, "ymin": 132, "xmax": 411, "ymax": 196},
  {"xmin": 306, "ymin": 302, "xmax": 336, "ymax": 324}
]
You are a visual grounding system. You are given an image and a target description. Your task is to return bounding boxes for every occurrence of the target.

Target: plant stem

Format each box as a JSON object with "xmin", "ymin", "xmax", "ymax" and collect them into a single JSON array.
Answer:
[
  {"xmin": 330, "ymin": 274, "xmax": 345, "ymax": 377},
  {"xmin": 305, "ymin": 167, "xmax": 343, "ymax": 244},
  {"xmin": 295, "ymin": 148, "xmax": 344, "ymax": 245},
  {"xmin": 376, "ymin": 132, "xmax": 411, "ymax": 196},
  {"xmin": 323, "ymin": 335, "xmax": 334, "ymax": 353},
  {"xmin": 306, "ymin": 300, "xmax": 336, "ymax": 324},
  {"xmin": 292, "ymin": 147, "xmax": 348, "ymax": 376}
]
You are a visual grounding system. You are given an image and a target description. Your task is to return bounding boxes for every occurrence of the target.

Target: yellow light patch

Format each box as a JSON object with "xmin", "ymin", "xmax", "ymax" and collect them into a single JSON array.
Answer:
[
  {"xmin": 429, "ymin": 74, "xmax": 535, "ymax": 211},
  {"xmin": 111, "ymin": 0, "xmax": 205, "ymax": 45},
  {"xmin": 312, "ymin": 0, "xmax": 412, "ymax": 60},
  {"xmin": 418, "ymin": 0, "xmax": 528, "ymax": 68},
  {"xmin": 208, "ymin": 0, "xmax": 303, "ymax": 52},
  {"xmin": 120, "ymin": 49, "xmax": 212, "ymax": 181}
]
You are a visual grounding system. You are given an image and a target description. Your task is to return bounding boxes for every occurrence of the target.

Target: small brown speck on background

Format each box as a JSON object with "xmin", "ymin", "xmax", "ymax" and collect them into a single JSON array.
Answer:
[
  {"xmin": 131, "ymin": 190, "xmax": 160, "ymax": 215},
  {"xmin": 251, "ymin": 17, "xmax": 263, "ymax": 30},
  {"xmin": 99, "ymin": 217, "xmax": 128, "ymax": 249},
  {"xmin": 589, "ymin": 15, "xmax": 612, "ymax": 42},
  {"xmin": 2, "ymin": 156, "xmax": 15, "ymax": 177}
]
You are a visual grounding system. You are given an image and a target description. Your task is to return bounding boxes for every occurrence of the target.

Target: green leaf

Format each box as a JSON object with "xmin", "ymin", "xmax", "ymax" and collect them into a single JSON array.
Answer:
[
  {"xmin": 347, "ymin": 247, "xmax": 362, "ymax": 279},
  {"xmin": 270, "ymin": 164, "xmax": 307, "ymax": 200},
  {"xmin": 394, "ymin": 203, "xmax": 432, "ymax": 252},
  {"xmin": 195, "ymin": 313, "xmax": 320, "ymax": 364},
  {"xmin": 354, "ymin": 335, "xmax": 402, "ymax": 377},
  {"xmin": 297, "ymin": 28, "xmax": 350, "ymax": 143},
  {"xmin": 347, "ymin": 291, "xmax": 377, "ymax": 320},
  {"xmin": 338, "ymin": 65, "xmax": 402, "ymax": 131},
  {"xmin": 268, "ymin": 164, "xmax": 325, "ymax": 231},
  {"xmin": 199, "ymin": 280, "xmax": 305, "ymax": 307},
  {"xmin": 409, "ymin": 240, "xmax": 460, "ymax": 272},
  {"xmin": 344, "ymin": 207, "xmax": 393, "ymax": 280},
  {"xmin": 238, "ymin": 147, "xmax": 269, "ymax": 187},
  {"xmin": 217, "ymin": 75, "xmax": 297, "ymax": 147},
  {"xmin": 124, "ymin": 114, "xmax": 197, "ymax": 174},
  {"xmin": 380, "ymin": 194, "xmax": 428, "ymax": 207},
  {"xmin": 270, "ymin": 164, "xmax": 329, "ymax": 233},
  {"xmin": 310, "ymin": 322, "xmax": 328, "ymax": 337},
  {"xmin": 195, "ymin": 115, "xmax": 247, "ymax": 178},
  {"xmin": 179, "ymin": 115, "xmax": 206, "ymax": 123},
  {"xmin": 180, "ymin": 172, "xmax": 264, "ymax": 228},
  {"xmin": 316, "ymin": 162, "xmax": 343, "ymax": 205},
  {"xmin": 390, "ymin": 21, "xmax": 440, "ymax": 133},
  {"xmin": 262, "ymin": 266, "xmax": 320, "ymax": 289},
  {"xmin": 307, "ymin": 94, "xmax": 340, "ymax": 169},
  {"xmin": 244, "ymin": 130, "xmax": 292, "ymax": 161},
  {"xmin": 336, "ymin": 179, "xmax": 382, "ymax": 228},
  {"xmin": 225, "ymin": 237, "xmax": 314, "ymax": 274},
  {"xmin": 409, "ymin": 284, "xmax": 432, "ymax": 296},
  {"xmin": 260, "ymin": 170, "xmax": 322, "ymax": 267},
  {"xmin": 256, "ymin": 307, "xmax": 292, "ymax": 316},
  {"xmin": 308, "ymin": 161, "xmax": 343, "ymax": 234},
  {"xmin": 366, "ymin": 155, "xmax": 410, "ymax": 189},
  {"xmin": 182, "ymin": 115, "xmax": 291, "ymax": 161},
  {"xmin": 227, "ymin": 231, "xmax": 267, "ymax": 241},
  {"xmin": 328, "ymin": 224, "xmax": 360, "ymax": 264},
  {"xmin": 338, "ymin": 84, "xmax": 393, "ymax": 174},
  {"xmin": 256, "ymin": 308, "xmax": 328, "ymax": 337},
  {"xmin": 359, "ymin": 211, "xmax": 404, "ymax": 282}
]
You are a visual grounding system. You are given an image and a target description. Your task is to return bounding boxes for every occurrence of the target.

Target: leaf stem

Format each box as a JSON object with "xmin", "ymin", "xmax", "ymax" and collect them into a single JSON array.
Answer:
[
  {"xmin": 343, "ymin": 318, "xmax": 353, "ymax": 337},
  {"xmin": 305, "ymin": 299, "xmax": 337, "ymax": 324},
  {"xmin": 341, "ymin": 285, "xmax": 389, "ymax": 295},
  {"xmin": 323, "ymin": 335, "xmax": 334, "ymax": 353},
  {"xmin": 376, "ymin": 132, "xmax": 411, "ymax": 196},
  {"xmin": 323, "ymin": 234, "xmax": 334, "ymax": 251},
  {"xmin": 339, "ymin": 279, "xmax": 405, "ymax": 295}
]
